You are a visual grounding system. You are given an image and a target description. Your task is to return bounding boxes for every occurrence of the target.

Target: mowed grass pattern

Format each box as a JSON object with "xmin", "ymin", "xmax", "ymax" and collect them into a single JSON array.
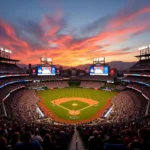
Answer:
[
  {"xmin": 36, "ymin": 88, "xmax": 116, "ymax": 121},
  {"xmin": 60, "ymin": 100, "xmax": 89, "ymax": 110}
]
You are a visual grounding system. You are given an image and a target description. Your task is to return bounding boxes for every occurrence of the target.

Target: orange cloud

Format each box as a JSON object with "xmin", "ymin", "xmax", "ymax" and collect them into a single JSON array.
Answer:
[
  {"xmin": 0, "ymin": 19, "xmax": 28, "ymax": 48},
  {"xmin": 1, "ymin": 5, "xmax": 150, "ymax": 67}
]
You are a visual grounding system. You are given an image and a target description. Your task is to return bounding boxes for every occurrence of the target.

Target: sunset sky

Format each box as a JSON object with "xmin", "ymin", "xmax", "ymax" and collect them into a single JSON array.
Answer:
[{"xmin": 0, "ymin": 0, "xmax": 150, "ymax": 66}]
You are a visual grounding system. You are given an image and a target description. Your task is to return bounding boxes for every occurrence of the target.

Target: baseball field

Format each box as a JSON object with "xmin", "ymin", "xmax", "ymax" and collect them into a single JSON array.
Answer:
[{"xmin": 36, "ymin": 88, "xmax": 117, "ymax": 124}]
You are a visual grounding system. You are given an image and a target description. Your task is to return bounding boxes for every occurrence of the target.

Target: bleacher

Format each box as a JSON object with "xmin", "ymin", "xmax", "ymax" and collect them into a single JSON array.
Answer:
[
  {"xmin": 80, "ymin": 81, "xmax": 104, "ymax": 88},
  {"xmin": 79, "ymin": 75, "xmax": 114, "ymax": 81},
  {"xmin": 130, "ymin": 59, "xmax": 150, "ymax": 70},
  {"xmin": 0, "ymin": 83, "xmax": 25, "ymax": 102},
  {"xmin": 0, "ymin": 63, "xmax": 25, "ymax": 74}
]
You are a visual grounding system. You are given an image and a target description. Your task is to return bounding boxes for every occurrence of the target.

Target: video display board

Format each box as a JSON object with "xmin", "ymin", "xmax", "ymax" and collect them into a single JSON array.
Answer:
[
  {"xmin": 37, "ymin": 66, "xmax": 56, "ymax": 75},
  {"xmin": 90, "ymin": 65, "xmax": 109, "ymax": 75},
  {"xmin": 109, "ymin": 68, "xmax": 116, "ymax": 77},
  {"xmin": 32, "ymin": 69, "xmax": 36, "ymax": 75}
]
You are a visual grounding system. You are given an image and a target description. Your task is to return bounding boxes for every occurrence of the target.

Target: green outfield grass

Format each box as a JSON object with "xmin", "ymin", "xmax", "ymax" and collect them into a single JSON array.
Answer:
[
  {"xmin": 60, "ymin": 100, "xmax": 89, "ymax": 110},
  {"xmin": 36, "ymin": 88, "xmax": 117, "ymax": 122}
]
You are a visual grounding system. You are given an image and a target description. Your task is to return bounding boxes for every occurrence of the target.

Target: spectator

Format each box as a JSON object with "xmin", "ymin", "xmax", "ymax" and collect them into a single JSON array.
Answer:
[
  {"xmin": 124, "ymin": 130, "xmax": 133, "ymax": 148},
  {"xmin": 128, "ymin": 129, "xmax": 150, "ymax": 150},
  {"xmin": 88, "ymin": 130, "xmax": 104, "ymax": 150},
  {"xmin": 11, "ymin": 132, "xmax": 20, "ymax": 150},
  {"xmin": 32, "ymin": 129, "xmax": 43, "ymax": 144},
  {"xmin": 15, "ymin": 131, "xmax": 42, "ymax": 150},
  {"xmin": 0, "ymin": 136, "xmax": 8, "ymax": 150},
  {"xmin": 57, "ymin": 131, "xmax": 68, "ymax": 150},
  {"xmin": 43, "ymin": 134, "xmax": 54, "ymax": 150}
]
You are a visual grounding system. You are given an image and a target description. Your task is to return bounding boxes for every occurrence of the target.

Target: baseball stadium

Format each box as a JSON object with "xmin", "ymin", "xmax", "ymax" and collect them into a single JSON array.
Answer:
[
  {"xmin": 0, "ymin": 1, "xmax": 150, "ymax": 149},
  {"xmin": 0, "ymin": 46, "xmax": 150, "ymax": 149}
]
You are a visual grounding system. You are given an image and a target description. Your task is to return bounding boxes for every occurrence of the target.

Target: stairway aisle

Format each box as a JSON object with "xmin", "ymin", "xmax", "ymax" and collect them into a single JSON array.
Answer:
[
  {"xmin": 69, "ymin": 125, "xmax": 85, "ymax": 150},
  {"xmin": 76, "ymin": 131, "xmax": 85, "ymax": 150}
]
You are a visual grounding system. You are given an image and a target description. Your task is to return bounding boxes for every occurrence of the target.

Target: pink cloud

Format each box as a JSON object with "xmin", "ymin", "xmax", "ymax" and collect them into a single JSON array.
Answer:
[{"xmin": 1, "ymin": 5, "xmax": 150, "ymax": 66}]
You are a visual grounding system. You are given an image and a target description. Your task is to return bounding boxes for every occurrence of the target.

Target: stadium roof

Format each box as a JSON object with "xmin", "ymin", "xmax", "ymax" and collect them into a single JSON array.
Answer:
[
  {"xmin": 135, "ymin": 54, "xmax": 150, "ymax": 57},
  {"xmin": 0, "ymin": 56, "xmax": 20, "ymax": 62},
  {"xmin": 135, "ymin": 54, "xmax": 150, "ymax": 60}
]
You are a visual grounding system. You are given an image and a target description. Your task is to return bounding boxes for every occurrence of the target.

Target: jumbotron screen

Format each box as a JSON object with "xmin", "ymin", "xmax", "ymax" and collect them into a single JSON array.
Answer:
[
  {"xmin": 37, "ymin": 66, "xmax": 56, "ymax": 75},
  {"xmin": 90, "ymin": 66, "xmax": 109, "ymax": 75}
]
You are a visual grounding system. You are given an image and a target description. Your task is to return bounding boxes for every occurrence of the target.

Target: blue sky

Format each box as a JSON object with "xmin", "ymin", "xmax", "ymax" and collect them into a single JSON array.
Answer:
[{"xmin": 0, "ymin": 0, "xmax": 150, "ymax": 66}]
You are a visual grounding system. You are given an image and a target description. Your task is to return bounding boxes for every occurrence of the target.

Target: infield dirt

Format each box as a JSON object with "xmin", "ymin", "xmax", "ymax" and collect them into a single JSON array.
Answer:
[{"xmin": 51, "ymin": 97, "xmax": 98, "ymax": 105}]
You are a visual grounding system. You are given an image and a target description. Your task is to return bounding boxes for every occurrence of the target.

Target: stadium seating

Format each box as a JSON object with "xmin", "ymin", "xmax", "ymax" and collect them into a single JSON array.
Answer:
[
  {"xmin": 124, "ymin": 76, "xmax": 150, "ymax": 84},
  {"xmin": 4, "ymin": 89, "xmax": 40, "ymax": 122},
  {"xmin": 0, "ymin": 83, "xmax": 24, "ymax": 101},
  {"xmin": 130, "ymin": 59, "xmax": 150, "ymax": 70},
  {"xmin": 108, "ymin": 90, "xmax": 148, "ymax": 122},
  {"xmin": 45, "ymin": 81, "xmax": 69, "ymax": 88},
  {"xmin": 127, "ymin": 83, "xmax": 150, "ymax": 99},
  {"xmin": 0, "ymin": 63, "xmax": 25, "ymax": 74},
  {"xmin": 80, "ymin": 81, "xmax": 104, "ymax": 88},
  {"xmin": 77, "ymin": 118, "xmax": 150, "ymax": 150},
  {"xmin": 0, "ymin": 117, "xmax": 74, "ymax": 150},
  {"xmin": 79, "ymin": 75, "xmax": 114, "ymax": 81},
  {"xmin": 0, "ymin": 59, "xmax": 150, "ymax": 150}
]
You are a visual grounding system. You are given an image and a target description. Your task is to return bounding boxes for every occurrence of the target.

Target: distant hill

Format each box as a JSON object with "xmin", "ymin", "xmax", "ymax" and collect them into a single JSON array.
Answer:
[
  {"xmin": 76, "ymin": 61, "xmax": 136, "ymax": 70},
  {"xmin": 17, "ymin": 61, "xmax": 136, "ymax": 71},
  {"xmin": 107, "ymin": 61, "xmax": 136, "ymax": 70}
]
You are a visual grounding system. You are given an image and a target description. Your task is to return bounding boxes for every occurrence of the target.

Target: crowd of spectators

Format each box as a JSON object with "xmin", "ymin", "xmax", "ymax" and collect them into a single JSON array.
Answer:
[
  {"xmin": 107, "ymin": 90, "xmax": 148, "ymax": 123},
  {"xmin": 127, "ymin": 83, "xmax": 150, "ymax": 99},
  {"xmin": 45, "ymin": 81, "xmax": 69, "ymax": 89},
  {"xmin": 77, "ymin": 119, "xmax": 150, "ymax": 150},
  {"xmin": 0, "ymin": 118, "xmax": 74, "ymax": 150},
  {"xmin": 80, "ymin": 81, "xmax": 104, "ymax": 89},
  {"xmin": 26, "ymin": 82, "xmax": 48, "ymax": 88},
  {"xmin": 0, "ymin": 83, "xmax": 24, "ymax": 101},
  {"xmin": 26, "ymin": 81, "xmax": 69, "ymax": 89},
  {"xmin": 29, "ymin": 76, "xmax": 63, "ymax": 81},
  {"xmin": 116, "ymin": 85, "xmax": 126, "ymax": 91},
  {"xmin": 79, "ymin": 75, "xmax": 114, "ymax": 81},
  {"xmin": 4, "ymin": 89, "xmax": 40, "ymax": 122}
]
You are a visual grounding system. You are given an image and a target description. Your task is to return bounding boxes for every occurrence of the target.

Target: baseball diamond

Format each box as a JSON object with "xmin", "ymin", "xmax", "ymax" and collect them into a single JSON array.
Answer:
[
  {"xmin": 52, "ymin": 98, "xmax": 99, "ymax": 115},
  {"xmin": 36, "ymin": 88, "xmax": 117, "ymax": 124}
]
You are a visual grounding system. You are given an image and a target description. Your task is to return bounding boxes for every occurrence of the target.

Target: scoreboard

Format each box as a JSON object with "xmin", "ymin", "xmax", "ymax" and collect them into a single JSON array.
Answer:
[
  {"xmin": 37, "ymin": 66, "xmax": 56, "ymax": 75},
  {"xmin": 90, "ymin": 65, "xmax": 109, "ymax": 76}
]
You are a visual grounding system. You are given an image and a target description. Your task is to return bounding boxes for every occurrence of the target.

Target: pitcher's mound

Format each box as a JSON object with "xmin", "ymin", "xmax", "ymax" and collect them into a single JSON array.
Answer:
[{"xmin": 72, "ymin": 103, "xmax": 78, "ymax": 106}]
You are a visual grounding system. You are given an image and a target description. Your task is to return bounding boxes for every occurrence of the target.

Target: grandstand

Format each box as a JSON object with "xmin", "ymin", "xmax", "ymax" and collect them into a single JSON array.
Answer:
[
  {"xmin": 80, "ymin": 81, "xmax": 104, "ymax": 88},
  {"xmin": 122, "ymin": 46, "xmax": 150, "ymax": 115},
  {"xmin": 0, "ymin": 56, "xmax": 25, "ymax": 74}
]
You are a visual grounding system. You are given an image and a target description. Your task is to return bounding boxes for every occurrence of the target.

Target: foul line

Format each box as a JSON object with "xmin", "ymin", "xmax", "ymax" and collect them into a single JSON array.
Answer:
[
  {"xmin": 52, "ymin": 102, "xmax": 99, "ymax": 113},
  {"xmin": 79, "ymin": 103, "xmax": 99, "ymax": 112},
  {"xmin": 52, "ymin": 102, "xmax": 70, "ymax": 112}
]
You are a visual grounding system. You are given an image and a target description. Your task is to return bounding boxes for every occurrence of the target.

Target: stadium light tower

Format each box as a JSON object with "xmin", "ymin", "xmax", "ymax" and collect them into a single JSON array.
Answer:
[
  {"xmin": 40, "ymin": 57, "xmax": 52, "ymax": 65},
  {"xmin": 137, "ymin": 45, "xmax": 150, "ymax": 60},
  {"xmin": 93, "ymin": 57, "xmax": 105, "ymax": 65},
  {"xmin": 0, "ymin": 47, "xmax": 11, "ymax": 59}
]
